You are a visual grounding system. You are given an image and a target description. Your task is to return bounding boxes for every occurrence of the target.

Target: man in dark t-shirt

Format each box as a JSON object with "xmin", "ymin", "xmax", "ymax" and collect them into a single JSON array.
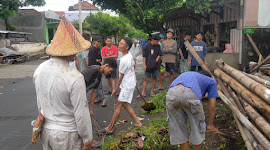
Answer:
[
  {"xmin": 138, "ymin": 34, "xmax": 162, "ymax": 97},
  {"xmin": 88, "ymin": 36, "xmax": 102, "ymax": 66},
  {"xmin": 179, "ymin": 32, "xmax": 191, "ymax": 73},
  {"xmin": 82, "ymin": 58, "xmax": 117, "ymax": 118}
]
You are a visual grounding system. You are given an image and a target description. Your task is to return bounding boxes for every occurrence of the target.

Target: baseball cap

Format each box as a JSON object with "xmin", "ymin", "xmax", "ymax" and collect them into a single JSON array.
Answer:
[{"xmin": 152, "ymin": 34, "xmax": 161, "ymax": 40}]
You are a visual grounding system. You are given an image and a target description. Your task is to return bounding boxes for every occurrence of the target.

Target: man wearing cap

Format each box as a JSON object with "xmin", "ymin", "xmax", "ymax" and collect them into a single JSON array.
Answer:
[
  {"xmin": 158, "ymin": 29, "xmax": 177, "ymax": 90},
  {"xmin": 88, "ymin": 35, "xmax": 106, "ymax": 107},
  {"xmin": 34, "ymin": 18, "xmax": 93, "ymax": 149},
  {"xmin": 138, "ymin": 34, "xmax": 162, "ymax": 97}
]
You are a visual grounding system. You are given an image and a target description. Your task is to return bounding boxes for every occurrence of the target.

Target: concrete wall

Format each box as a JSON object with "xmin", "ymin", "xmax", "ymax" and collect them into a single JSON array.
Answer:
[
  {"xmin": 11, "ymin": 42, "xmax": 47, "ymax": 54},
  {"xmin": 205, "ymin": 53, "xmax": 240, "ymax": 71},
  {"xmin": 9, "ymin": 14, "xmax": 46, "ymax": 42}
]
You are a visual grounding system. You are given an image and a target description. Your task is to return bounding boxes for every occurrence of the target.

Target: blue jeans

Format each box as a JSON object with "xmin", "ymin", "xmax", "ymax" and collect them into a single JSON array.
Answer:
[
  {"xmin": 180, "ymin": 59, "xmax": 188, "ymax": 73},
  {"xmin": 96, "ymin": 81, "xmax": 104, "ymax": 100}
]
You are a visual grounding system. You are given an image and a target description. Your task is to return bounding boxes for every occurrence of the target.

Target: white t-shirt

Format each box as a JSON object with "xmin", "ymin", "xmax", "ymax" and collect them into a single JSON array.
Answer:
[{"xmin": 119, "ymin": 52, "xmax": 136, "ymax": 90}]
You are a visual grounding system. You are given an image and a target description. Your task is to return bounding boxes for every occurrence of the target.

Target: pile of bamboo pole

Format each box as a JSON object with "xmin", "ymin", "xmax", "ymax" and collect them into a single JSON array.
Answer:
[{"xmin": 215, "ymin": 59, "xmax": 270, "ymax": 150}]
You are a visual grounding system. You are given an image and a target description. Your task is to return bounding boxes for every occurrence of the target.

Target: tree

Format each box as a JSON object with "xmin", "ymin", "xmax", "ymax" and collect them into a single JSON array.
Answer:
[
  {"xmin": 0, "ymin": 0, "xmax": 45, "ymax": 31},
  {"xmin": 92, "ymin": 0, "xmax": 224, "ymax": 34}
]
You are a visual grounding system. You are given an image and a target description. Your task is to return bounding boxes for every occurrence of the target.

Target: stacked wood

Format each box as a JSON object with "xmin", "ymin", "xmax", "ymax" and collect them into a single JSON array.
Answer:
[{"xmin": 215, "ymin": 59, "xmax": 270, "ymax": 150}]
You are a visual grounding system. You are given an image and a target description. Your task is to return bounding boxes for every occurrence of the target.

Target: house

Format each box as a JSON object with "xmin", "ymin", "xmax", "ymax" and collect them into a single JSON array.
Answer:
[
  {"xmin": 9, "ymin": 9, "xmax": 60, "ymax": 44},
  {"xmin": 164, "ymin": 0, "xmax": 270, "ymax": 69},
  {"xmin": 65, "ymin": 1, "xmax": 99, "ymax": 22}
]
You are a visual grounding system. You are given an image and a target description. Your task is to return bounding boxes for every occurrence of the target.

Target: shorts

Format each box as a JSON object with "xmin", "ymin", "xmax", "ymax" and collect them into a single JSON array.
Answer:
[
  {"xmin": 160, "ymin": 62, "xmax": 166, "ymax": 72},
  {"xmin": 166, "ymin": 86, "xmax": 206, "ymax": 145},
  {"xmin": 165, "ymin": 63, "xmax": 175, "ymax": 73},
  {"xmin": 145, "ymin": 70, "xmax": 159, "ymax": 78},
  {"xmin": 106, "ymin": 69, "xmax": 117, "ymax": 78},
  {"xmin": 41, "ymin": 128, "xmax": 83, "ymax": 150},
  {"xmin": 118, "ymin": 88, "xmax": 134, "ymax": 104}
]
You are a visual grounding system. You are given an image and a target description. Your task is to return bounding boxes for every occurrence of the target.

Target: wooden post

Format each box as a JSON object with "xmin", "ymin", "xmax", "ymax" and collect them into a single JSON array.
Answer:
[
  {"xmin": 216, "ymin": 59, "xmax": 270, "ymax": 105},
  {"xmin": 246, "ymin": 34, "xmax": 264, "ymax": 60},
  {"xmin": 251, "ymin": 54, "xmax": 270, "ymax": 73},
  {"xmin": 214, "ymin": 69, "xmax": 270, "ymax": 120},
  {"xmin": 218, "ymin": 91, "xmax": 270, "ymax": 149}
]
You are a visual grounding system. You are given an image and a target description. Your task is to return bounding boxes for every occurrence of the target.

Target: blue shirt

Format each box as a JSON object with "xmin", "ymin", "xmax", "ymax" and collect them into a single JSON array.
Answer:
[
  {"xmin": 77, "ymin": 52, "xmax": 87, "ymax": 72},
  {"xmin": 169, "ymin": 72, "xmax": 219, "ymax": 100},
  {"xmin": 190, "ymin": 41, "xmax": 207, "ymax": 66},
  {"xmin": 140, "ymin": 40, "xmax": 147, "ymax": 47}
]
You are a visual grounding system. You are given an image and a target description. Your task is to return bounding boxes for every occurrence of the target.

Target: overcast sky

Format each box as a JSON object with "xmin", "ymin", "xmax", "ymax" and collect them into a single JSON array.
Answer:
[{"xmin": 22, "ymin": 0, "xmax": 117, "ymax": 15}]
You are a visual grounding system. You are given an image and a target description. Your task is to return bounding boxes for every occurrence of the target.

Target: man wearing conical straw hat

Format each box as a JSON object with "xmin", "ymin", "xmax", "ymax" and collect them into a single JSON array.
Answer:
[{"xmin": 33, "ymin": 18, "xmax": 93, "ymax": 150}]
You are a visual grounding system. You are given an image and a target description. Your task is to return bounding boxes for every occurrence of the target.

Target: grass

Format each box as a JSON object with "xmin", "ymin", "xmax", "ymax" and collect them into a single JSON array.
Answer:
[
  {"xmin": 102, "ymin": 118, "xmax": 179, "ymax": 150},
  {"xmin": 145, "ymin": 91, "xmax": 167, "ymax": 115}
]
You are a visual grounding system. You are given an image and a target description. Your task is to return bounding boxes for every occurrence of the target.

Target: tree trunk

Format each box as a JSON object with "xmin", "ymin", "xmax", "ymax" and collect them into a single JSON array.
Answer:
[{"xmin": 4, "ymin": 18, "xmax": 10, "ymax": 38}]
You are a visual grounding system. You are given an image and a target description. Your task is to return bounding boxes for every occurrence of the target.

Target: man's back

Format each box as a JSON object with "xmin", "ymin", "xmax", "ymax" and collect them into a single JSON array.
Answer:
[
  {"xmin": 170, "ymin": 71, "xmax": 218, "ymax": 100},
  {"xmin": 34, "ymin": 59, "xmax": 91, "ymax": 133}
]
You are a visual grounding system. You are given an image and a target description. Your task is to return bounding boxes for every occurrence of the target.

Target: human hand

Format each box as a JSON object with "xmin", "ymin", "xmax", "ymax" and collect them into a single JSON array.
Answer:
[
  {"xmin": 205, "ymin": 61, "xmax": 208, "ymax": 66},
  {"xmin": 181, "ymin": 56, "xmax": 184, "ymax": 61},
  {"xmin": 169, "ymin": 48, "xmax": 173, "ymax": 51},
  {"xmin": 207, "ymin": 125, "xmax": 218, "ymax": 134},
  {"xmin": 187, "ymin": 61, "xmax": 191, "ymax": 66},
  {"xmin": 111, "ymin": 89, "xmax": 117, "ymax": 99},
  {"xmin": 90, "ymin": 110, "xmax": 94, "ymax": 119},
  {"xmin": 143, "ymin": 65, "xmax": 146, "ymax": 71}
]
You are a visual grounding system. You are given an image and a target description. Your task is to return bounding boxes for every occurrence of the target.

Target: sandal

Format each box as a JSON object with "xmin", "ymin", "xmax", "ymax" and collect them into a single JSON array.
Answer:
[
  {"xmin": 92, "ymin": 141, "xmax": 101, "ymax": 148},
  {"xmin": 105, "ymin": 91, "xmax": 111, "ymax": 95},
  {"xmin": 154, "ymin": 88, "xmax": 164, "ymax": 92}
]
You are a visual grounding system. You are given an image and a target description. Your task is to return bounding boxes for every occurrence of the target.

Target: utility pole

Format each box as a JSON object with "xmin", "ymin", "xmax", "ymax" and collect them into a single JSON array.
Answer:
[{"xmin": 78, "ymin": 0, "xmax": 82, "ymax": 35}]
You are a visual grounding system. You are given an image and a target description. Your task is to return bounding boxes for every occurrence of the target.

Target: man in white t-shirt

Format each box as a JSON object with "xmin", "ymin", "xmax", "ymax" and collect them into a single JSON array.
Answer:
[{"xmin": 101, "ymin": 37, "xmax": 142, "ymax": 134}]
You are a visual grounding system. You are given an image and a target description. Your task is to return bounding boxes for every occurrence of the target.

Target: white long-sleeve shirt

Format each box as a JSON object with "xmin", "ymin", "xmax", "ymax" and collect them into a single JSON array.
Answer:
[{"xmin": 33, "ymin": 58, "xmax": 92, "ymax": 144}]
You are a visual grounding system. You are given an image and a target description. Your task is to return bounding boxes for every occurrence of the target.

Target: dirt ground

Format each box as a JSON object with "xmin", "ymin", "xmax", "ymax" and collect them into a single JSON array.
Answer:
[{"xmin": 203, "ymin": 98, "xmax": 245, "ymax": 150}]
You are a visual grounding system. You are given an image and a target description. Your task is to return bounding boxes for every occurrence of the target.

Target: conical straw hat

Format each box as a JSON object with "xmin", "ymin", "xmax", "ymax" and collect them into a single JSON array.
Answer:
[{"xmin": 46, "ymin": 17, "xmax": 91, "ymax": 56}]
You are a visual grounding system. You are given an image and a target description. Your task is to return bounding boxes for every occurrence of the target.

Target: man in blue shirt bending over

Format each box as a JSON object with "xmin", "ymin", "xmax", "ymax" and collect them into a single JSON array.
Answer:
[{"xmin": 166, "ymin": 71, "xmax": 218, "ymax": 150}]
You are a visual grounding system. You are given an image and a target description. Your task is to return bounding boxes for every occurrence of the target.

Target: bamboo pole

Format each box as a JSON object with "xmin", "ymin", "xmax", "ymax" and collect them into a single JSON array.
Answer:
[
  {"xmin": 218, "ymin": 91, "xmax": 270, "ymax": 149},
  {"xmin": 245, "ymin": 73, "xmax": 270, "ymax": 89},
  {"xmin": 217, "ymin": 78, "xmax": 246, "ymax": 115},
  {"xmin": 214, "ymin": 69, "xmax": 270, "ymax": 120},
  {"xmin": 233, "ymin": 114, "xmax": 254, "ymax": 150},
  {"xmin": 216, "ymin": 59, "xmax": 270, "ymax": 105},
  {"xmin": 184, "ymin": 41, "xmax": 214, "ymax": 79},
  {"xmin": 246, "ymin": 34, "xmax": 264, "ymax": 60},
  {"xmin": 251, "ymin": 54, "xmax": 270, "ymax": 73},
  {"xmin": 242, "ymin": 100, "xmax": 270, "ymax": 140}
]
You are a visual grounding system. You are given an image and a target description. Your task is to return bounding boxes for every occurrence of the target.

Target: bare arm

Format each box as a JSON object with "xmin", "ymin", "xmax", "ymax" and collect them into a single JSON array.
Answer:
[
  {"xmin": 179, "ymin": 48, "xmax": 184, "ymax": 60},
  {"xmin": 89, "ymin": 89, "xmax": 96, "ymax": 118},
  {"xmin": 156, "ymin": 55, "xmax": 161, "ymax": 62},
  {"xmin": 112, "ymin": 73, "xmax": 124, "ymax": 99},
  {"xmin": 143, "ymin": 57, "xmax": 146, "ymax": 70},
  {"xmin": 208, "ymin": 98, "xmax": 217, "ymax": 133},
  {"xmin": 83, "ymin": 58, "xmax": 87, "ymax": 68},
  {"xmin": 75, "ymin": 56, "xmax": 81, "ymax": 72},
  {"xmin": 102, "ymin": 54, "xmax": 118, "ymax": 59}
]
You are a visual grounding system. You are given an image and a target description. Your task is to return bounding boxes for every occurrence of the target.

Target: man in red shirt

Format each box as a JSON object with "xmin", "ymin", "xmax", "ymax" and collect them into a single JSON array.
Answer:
[{"xmin": 102, "ymin": 37, "xmax": 119, "ymax": 95}]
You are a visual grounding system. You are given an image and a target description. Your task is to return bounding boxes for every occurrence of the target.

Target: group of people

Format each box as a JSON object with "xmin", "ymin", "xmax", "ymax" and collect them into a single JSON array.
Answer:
[
  {"xmin": 34, "ymin": 18, "xmax": 142, "ymax": 150},
  {"xmin": 139, "ymin": 29, "xmax": 219, "ymax": 150},
  {"xmin": 34, "ymin": 18, "xmax": 218, "ymax": 150}
]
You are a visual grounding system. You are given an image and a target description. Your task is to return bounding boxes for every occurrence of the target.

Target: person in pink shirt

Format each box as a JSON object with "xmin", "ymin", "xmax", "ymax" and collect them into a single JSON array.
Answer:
[
  {"xmin": 223, "ymin": 43, "xmax": 233, "ymax": 53},
  {"xmin": 102, "ymin": 37, "xmax": 119, "ymax": 95}
]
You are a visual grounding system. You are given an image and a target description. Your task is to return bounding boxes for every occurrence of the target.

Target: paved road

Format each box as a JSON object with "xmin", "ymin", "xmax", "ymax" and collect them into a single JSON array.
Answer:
[{"xmin": 0, "ymin": 44, "xmax": 174, "ymax": 149}]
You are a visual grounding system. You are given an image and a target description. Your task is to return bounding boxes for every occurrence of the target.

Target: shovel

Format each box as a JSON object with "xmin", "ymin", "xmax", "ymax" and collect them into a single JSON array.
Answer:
[{"xmin": 135, "ymin": 86, "xmax": 156, "ymax": 111}]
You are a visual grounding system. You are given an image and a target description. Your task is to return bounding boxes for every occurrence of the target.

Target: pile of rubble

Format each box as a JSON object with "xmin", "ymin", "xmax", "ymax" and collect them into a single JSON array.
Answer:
[{"xmin": 0, "ymin": 47, "xmax": 27, "ymax": 64}]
